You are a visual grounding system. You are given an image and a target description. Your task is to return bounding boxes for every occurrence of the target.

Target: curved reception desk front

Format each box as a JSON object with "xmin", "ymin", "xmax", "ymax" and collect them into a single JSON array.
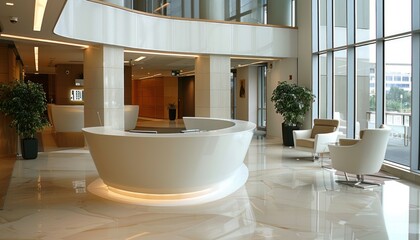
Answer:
[{"xmin": 83, "ymin": 117, "xmax": 256, "ymax": 206}]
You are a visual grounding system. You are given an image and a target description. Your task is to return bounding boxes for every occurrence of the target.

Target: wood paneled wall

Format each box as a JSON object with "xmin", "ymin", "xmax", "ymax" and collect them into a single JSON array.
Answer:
[
  {"xmin": 0, "ymin": 44, "xmax": 19, "ymax": 157},
  {"xmin": 132, "ymin": 76, "xmax": 178, "ymax": 119},
  {"xmin": 55, "ymin": 64, "xmax": 84, "ymax": 105}
]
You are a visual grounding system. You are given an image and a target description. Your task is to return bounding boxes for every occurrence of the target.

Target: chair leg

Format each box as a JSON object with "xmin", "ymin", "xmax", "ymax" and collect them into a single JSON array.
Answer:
[
  {"xmin": 344, "ymin": 172, "xmax": 349, "ymax": 181},
  {"xmin": 354, "ymin": 175, "xmax": 381, "ymax": 188},
  {"xmin": 365, "ymin": 173, "xmax": 399, "ymax": 180},
  {"xmin": 336, "ymin": 172, "xmax": 360, "ymax": 186},
  {"xmin": 335, "ymin": 173, "xmax": 381, "ymax": 189},
  {"xmin": 319, "ymin": 153, "xmax": 333, "ymax": 169}
]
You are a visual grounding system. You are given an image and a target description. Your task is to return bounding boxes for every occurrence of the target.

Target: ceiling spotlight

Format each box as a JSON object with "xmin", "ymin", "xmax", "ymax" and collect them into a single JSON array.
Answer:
[{"xmin": 9, "ymin": 16, "xmax": 18, "ymax": 24}]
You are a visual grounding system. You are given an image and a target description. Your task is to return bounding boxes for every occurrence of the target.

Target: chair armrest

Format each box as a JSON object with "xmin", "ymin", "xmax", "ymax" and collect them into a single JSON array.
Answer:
[
  {"xmin": 293, "ymin": 129, "xmax": 312, "ymax": 147},
  {"xmin": 293, "ymin": 129, "xmax": 312, "ymax": 139},
  {"xmin": 314, "ymin": 131, "xmax": 339, "ymax": 153},
  {"xmin": 338, "ymin": 138, "xmax": 360, "ymax": 146}
]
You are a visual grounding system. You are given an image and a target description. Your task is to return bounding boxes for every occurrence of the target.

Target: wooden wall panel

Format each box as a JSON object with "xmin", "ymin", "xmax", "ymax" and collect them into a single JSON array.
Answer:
[
  {"xmin": 55, "ymin": 64, "xmax": 84, "ymax": 105},
  {"xmin": 132, "ymin": 77, "xmax": 178, "ymax": 119},
  {"xmin": 0, "ymin": 44, "xmax": 18, "ymax": 157},
  {"xmin": 124, "ymin": 65, "xmax": 132, "ymax": 105}
]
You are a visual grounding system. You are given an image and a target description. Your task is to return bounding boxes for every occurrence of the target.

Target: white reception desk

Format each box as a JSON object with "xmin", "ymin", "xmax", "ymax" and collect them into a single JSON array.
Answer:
[{"xmin": 83, "ymin": 117, "xmax": 256, "ymax": 206}]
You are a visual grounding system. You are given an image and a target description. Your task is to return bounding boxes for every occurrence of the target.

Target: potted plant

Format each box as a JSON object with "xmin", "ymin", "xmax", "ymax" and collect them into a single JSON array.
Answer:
[
  {"xmin": 0, "ymin": 80, "xmax": 49, "ymax": 159},
  {"xmin": 168, "ymin": 103, "xmax": 177, "ymax": 121},
  {"xmin": 271, "ymin": 81, "xmax": 315, "ymax": 146}
]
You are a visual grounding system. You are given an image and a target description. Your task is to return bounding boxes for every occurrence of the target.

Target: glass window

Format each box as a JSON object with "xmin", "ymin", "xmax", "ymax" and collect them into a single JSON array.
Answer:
[
  {"xmin": 334, "ymin": 50, "xmax": 347, "ymax": 136},
  {"xmin": 226, "ymin": 0, "xmax": 267, "ymax": 24},
  {"xmin": 385, "ymin": 0, "xmax": 411, "ymax": 36},
  {"xmin": 167, "ymin": 0, "xmax": 182, "ymax": 17},
  {"xmin": 319, "ymin": 0, "xmax": 327, "ymax": 51},
  {"xmin": 334, "ymin": 0, "xmax": 347, "ymax": 47},
  {"xmin": 356, "ymin": 44, "xmax": 376, "ymax": 137},
  {"xmin": 384, "ymin": 37, "xmax": 412, "ymax": 166},
  {"xmin": 319, "ymin": 54, "xmax": 327, "ymax": 118},
  {"xmin": 314, "ymin": 0, "xmax": 418, "ymax": 171},
  {"xmin": 356, "ymin": 0, "xmax": 376, "ymax": 42},
  {"xmin": 240, "ymin": 0, "xmax": 264, "ymax": 24}
]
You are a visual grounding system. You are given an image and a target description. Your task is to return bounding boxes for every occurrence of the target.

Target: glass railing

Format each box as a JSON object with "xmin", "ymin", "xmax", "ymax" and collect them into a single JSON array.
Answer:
[
  {"xmin": 367, "ymin": 111, "xmax": 411, "ymax": 145},
  {"xmin": 367, "ymin": 111, "xmax": 411, "ymax": 166}
]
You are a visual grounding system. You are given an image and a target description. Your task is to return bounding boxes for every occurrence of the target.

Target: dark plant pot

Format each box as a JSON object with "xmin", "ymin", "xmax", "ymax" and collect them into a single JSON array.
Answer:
[
  {"xmin": 21, "ymin": 138, "xmax": 38, "ymax": 160},
  {"xmin": 282, "ymin": 122, "xmax": 300, "ymax": 147},
  {"xmin": 169, "ymin": 108, "xmax": 176, "ymax": 121}
]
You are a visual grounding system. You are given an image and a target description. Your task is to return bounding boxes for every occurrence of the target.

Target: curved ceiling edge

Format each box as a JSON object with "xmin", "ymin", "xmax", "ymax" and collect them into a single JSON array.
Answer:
[{"xmin": 54, "ymin": 0, "xmax": 297, "ymax": 58}]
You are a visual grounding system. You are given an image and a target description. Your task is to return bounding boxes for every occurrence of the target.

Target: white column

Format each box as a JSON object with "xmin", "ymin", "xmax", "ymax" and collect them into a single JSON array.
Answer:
[
  {"xmin": 195, "ymin": 55, "xmax": 231, "ymax": 118},
  {"xmin": 84, "ymin": 45, "xmax": 125, "ymax": 130}
]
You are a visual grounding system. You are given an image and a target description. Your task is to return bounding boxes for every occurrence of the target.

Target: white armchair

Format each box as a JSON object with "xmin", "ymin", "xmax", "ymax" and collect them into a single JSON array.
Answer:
[
  {"xmin": 293, "ymin": 119, "xmax": 340, "ymax": 161},
  {"xmin": 328, "ymin": 127, "xmax": 391, "ymax": 188}
]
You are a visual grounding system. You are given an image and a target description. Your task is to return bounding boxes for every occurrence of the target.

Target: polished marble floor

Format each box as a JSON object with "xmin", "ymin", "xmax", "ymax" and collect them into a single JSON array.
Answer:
[{"xmin": 1, "ymin": 134, "xmax": 420, "ymax": 239}]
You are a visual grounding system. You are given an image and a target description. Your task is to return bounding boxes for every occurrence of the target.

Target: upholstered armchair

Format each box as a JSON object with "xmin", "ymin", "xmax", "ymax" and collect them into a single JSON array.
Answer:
[
  {"xmin": 293, "ymin": 119, "xmax": 340, "ymax": 161},
  {"xmin": 328, "ymin": 127, "xmax": 391, "ymax": 188}
]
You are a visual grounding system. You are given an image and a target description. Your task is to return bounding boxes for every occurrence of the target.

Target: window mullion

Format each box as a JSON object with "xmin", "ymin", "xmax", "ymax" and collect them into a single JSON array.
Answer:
[
  {"xmin": 410, "ymin": 0, "xmax": 420, "ymax": 171},
  {"xmin": 347, "ymin": 0, "xmax": 355, "ymax": 138}
]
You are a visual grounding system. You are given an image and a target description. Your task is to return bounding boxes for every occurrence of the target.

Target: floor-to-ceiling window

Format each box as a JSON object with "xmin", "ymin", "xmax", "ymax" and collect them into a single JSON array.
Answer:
[
  {"xmin": 334, "ymin": 50, "xmax": 348, "ymax": 137},
  {"xmin": 356, "ymin": 44, "xmax": 376, "ymax": 136},
  {"xmin": 384, "ymin": 37, "xmax": 412, "ymax": 166},
  {"xmin": 312, "ymin": 0, "xmax": 419, "ymax": 170},
  {"xmin": 319, "ymin": 54, "xmax": 328, "ymax": 118}
]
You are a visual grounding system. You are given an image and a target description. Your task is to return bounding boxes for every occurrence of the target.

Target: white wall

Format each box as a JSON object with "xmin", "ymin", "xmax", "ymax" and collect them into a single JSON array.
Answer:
[
  {"xmin": 266, "ymin": 59, "xmax": 298, "ymax": 139},
  {"xmin": 236, "ymin": 66, "xmax": 258, "ymax": 124}
]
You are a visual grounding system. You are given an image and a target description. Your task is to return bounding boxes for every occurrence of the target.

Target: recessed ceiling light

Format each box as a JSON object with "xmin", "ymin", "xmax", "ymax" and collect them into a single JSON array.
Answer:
[
  {"xmin": 34, "ymin": 47, "xmax": 39, "ymax": 72},
  {"xmin": 34, "ymin": 0, "xmax": 48, "ymax": 31},
  {"xmin": 0, "ymin": 33, "xmax": 89, "ymax": 48},
  {"xmin": 124, "ymin": 50, "xmax": 198, "ymax": 58},
  {"xmin": 134, "ymin": 56, "xmax": 146, "ymax": 62},
  {"xmin": 6, "ymin": 2, "xmax": 14, "ymax": 6}
]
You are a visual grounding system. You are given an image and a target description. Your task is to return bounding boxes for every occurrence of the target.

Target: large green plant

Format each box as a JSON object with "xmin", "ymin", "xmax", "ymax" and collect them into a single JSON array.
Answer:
[
  {"xmin": 0, "ymin": 80, "xmax": 49, "ymax": 138},
  {"xmin": 271, "ymin": 81, "xmax": 315, "ymax": 126}
]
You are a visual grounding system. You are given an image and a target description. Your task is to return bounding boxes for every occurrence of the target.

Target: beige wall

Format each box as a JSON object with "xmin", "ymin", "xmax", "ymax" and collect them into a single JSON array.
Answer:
[
  {"xmin": 266, "ymin": 59, "xmax": 298, "ymax": 139},
  {"xmin": 265, "ymin": 1, "xmax": 314, "ymax": 139},
  {"xmin": 297, "ymin": 0, "xmax": 314, "ymax": 129},
  {"xmin": 236, "ymin": 66, "xmax": 258, "ymax": 124}
]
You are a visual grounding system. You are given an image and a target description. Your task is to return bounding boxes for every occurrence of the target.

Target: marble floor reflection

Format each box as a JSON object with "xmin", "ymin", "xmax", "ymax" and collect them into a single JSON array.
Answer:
[{"xmin": 1, "ymin": 135, "xmax": 420, "ymax": 239}]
